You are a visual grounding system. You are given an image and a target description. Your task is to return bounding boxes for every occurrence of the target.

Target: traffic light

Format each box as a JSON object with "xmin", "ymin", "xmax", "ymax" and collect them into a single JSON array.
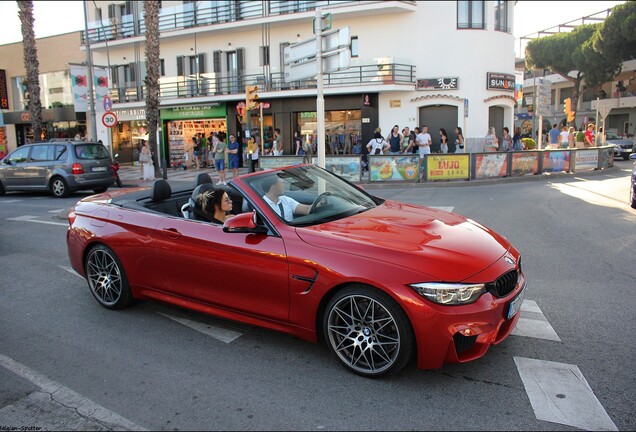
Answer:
[
  {"xmin": 246, "ymin": 85, "xmax": 259, "ymax": 111},
  {"xmin": 563, "ymin": 98, "xmax": 575, "ymax": 123}
]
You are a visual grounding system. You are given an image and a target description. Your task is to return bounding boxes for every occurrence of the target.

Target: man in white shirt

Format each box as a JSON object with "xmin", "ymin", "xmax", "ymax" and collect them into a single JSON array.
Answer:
[
  {"xmin": 416, "ymin": 125, "xmax": 432, "ymax": 159},
  {"xmin": 261, "ymin": 176, "xmax": 313, "ymax": 221}
]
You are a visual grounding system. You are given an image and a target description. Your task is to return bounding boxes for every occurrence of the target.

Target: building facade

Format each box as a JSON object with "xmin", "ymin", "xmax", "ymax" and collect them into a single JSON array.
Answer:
[{"xmin": 81, "ymin": 1, "xmax": 516, "ymax": 164}]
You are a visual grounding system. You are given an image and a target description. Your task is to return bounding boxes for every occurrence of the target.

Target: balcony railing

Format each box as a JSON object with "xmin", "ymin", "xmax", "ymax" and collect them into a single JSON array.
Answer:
[
  {"xmin": 109, "ymin": 63, "xmax": 416, "ymax": 103},
  {"xmin": 82, "ymin": 1, "xmax": 414, "ymax": 44}
]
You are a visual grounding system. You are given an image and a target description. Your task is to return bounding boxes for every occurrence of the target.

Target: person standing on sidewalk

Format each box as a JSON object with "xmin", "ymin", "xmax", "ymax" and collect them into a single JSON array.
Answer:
[
  {"xmin": 227, "ymin": 133, "xmax": 240, "ymax": 180},
  {"xmin": 213, "ymin": 132, "xmax": 227, "ymax": 185}
]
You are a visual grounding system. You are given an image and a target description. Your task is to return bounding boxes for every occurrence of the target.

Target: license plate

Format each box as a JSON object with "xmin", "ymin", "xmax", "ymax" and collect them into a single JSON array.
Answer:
[
  {"xmin": 506, "ymin": 285, "xmax": 525, "ymax": 320},
  {"xmin": 92, "ymin": 166, "xmax": 107, "ymax": 172}
]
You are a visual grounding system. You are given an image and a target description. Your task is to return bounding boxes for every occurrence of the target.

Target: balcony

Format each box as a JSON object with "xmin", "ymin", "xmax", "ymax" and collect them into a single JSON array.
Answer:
[
  {"xmin": 82, "ymin": 1, "xmax": 417, "ymax": 45},
  {"xmin": 110, "ymin": 62, "xmax": 416, "ymax": 104}
]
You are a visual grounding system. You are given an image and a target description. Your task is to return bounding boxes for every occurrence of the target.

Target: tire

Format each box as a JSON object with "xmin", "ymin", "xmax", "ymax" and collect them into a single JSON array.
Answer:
[
  {"xmin": 0, "ymin": 181, "xmax": 5, "ymax": 196},
  {"xmin": 85, "ymin": 244, "xmax": 134, "ymax": 309},
  {"xmin": 93, "ymin": 187, "xmax": 108, "ymax": 194},
  {"xmin": 323, "ymin": 285, "xmax": 415, "ymax": 378},
  {"xmin": 50, "ymin": 176, "xmax": 70, "ymax": 198},
  {"xmin": 623, "ymin": 154, "xmax": 630, "ymax": 161},
  {"xmin": 631, "ymin": 185, "xmax": 636, "ymax": 209}
]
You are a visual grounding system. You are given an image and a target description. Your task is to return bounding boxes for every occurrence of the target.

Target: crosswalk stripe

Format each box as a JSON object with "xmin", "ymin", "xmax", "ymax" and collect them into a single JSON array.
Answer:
[
  {"xmin": 6, "ymin": 215, "xmax": 67, "ymax": 226},
  {"xmin": 514, "ymin": 357, "xmax": 618, "ymax": 431},
  {"xmin": 158, "ymin": 313, "xmax": 243, "ymax": 343},
  {"xmin": 512, "ymin": 300, "xmax": 561, "ymax": 341},
  {"xmin": 59, "ymin": 265, "xmax": 83, "ymax": 278}
]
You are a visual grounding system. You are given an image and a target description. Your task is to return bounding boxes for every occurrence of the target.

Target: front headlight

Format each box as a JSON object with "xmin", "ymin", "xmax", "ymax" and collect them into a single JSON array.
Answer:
[{"xmin": 410, "ymin": 282, "xmax": 486, "ymax": 305}]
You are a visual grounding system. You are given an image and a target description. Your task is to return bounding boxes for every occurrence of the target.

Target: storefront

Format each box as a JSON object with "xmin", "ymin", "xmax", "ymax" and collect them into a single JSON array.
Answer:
[
  {"xmin": 110, "ymin": 108, "xmax": 147, "ymax": 164},
  {"xmin": 161, "ymin": 104, "xmax": 227, "ymax": 169},
  {"xmin": 3, "ymin": 106, "xmax": 84, "ymax": 147}
]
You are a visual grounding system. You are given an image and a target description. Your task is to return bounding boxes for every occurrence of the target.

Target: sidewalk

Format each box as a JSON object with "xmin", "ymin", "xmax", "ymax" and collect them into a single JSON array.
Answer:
[{"xmin": 117, "ymin": 163, "xmax": 250, "ymax": 188}]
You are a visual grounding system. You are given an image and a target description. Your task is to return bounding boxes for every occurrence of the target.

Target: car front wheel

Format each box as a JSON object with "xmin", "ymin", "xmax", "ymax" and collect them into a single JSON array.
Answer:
[
  {"xmin": 323, "ymin": 285, "xmax": 414, "ymax": 378},
  {"xmin": 85, "ymin": 244, "xmax": 134, "ymax": 309},
  {"xmin": 50, "ymin": 176, "xmax": 70, "ymax": 198}
]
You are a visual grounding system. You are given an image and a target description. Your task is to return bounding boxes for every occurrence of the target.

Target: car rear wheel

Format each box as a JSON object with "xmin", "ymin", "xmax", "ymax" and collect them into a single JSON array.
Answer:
[
  {"xmin": 0, "ymin": 182, "xmax": 5, "ymax": 196},
  {"xmin": 323, "ymin": 285, "xmax": 414, "ymax": 378},
  {"xmin": 93, "ymin": 187, "xmax": 108, "ymax": 194},
  {"xmin": 50, "ymin": 176, "xmax": 70, "ymax": 198},
  {"xmin": 631, "ymin": 185, "xmax": 636, "ymax": 209},
  {"xmin": 85, "ymin": 244, "xmax": 134, "ymax": 309}
]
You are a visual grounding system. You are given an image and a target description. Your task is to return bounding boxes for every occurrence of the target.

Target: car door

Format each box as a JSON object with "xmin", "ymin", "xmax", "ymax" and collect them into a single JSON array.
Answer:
[
  {"xmin": 1, "ymin": 146, "xmax": 31, "ymax": 188},
  {"xmin": 28, "ymin": 144, "xmax": 53, "ymax": 188},
  {"xmin": 153, "ymin": 214, "xmax": 290, "ymax": 322}
]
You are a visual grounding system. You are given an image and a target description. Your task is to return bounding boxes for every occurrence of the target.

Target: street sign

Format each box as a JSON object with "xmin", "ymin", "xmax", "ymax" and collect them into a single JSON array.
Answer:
[
  {"xmin": 284, "ymin": 27, "xmax": 350, "ymax": 65},
  {"xmin": 312, "ymin": 13, "xmax": 332, "ymax": 34},
  {"xmin": 536, "ymin": 77, "xmax": 551, "ymax": 114},
  {"xmin": 102, "ymin": 111, "xmax": 118, "ymax": 128},
  {"xmin": 103, "ymin": 95, "xmax": 112, "ymax": 112},
  {"xmin": 284, "ymin": 48, "xmax": 350, "ymax": 82}
]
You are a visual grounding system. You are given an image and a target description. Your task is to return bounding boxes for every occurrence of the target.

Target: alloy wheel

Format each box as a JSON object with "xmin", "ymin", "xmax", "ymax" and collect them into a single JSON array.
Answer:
[{"xmin": 86, "ymin": 247, "xmax": 124, "ymax": 307}]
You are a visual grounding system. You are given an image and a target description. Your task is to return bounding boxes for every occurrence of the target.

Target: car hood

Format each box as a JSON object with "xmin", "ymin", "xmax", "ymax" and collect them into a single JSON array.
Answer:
[
  {"xmin": 607, "ymin": 139, "xmax": 633, "ymax": 146},
  {"xmin": 295, "ymin": 200, "xmax": 511, "ymax": 280}
]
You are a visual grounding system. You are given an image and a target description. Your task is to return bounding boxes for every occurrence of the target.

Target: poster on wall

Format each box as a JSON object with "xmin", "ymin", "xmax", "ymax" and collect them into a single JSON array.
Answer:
[
  {"xmin": 324, "ymin": 156, "xmax": 362, "ymax": 182},
  {"xmin": 475, "ymin": 153, "xmax": 508, "ymax": 178},
  {"xmin": 0, "ymin": 126, "xmax": 7, "ymax": 159},
  {"xmin": 542, "ymin": 151, "xmax": 571, "ymax": 173},
  {"xmin": 426, "ymin": 154, "xmax": 470, "ymax": 181},
  {"xmin": 259, "ymin": 156, "xmax": 304, "ymax": 170},
  {"xmin": 511, "ymin": 152, "xmax": 539, "ymax": 176},
  {"xmin": 574, "ymin": 149, "xmax": 599, "ymax": 171},
  {"xmin": 369, "ymin": 155, "xmax": 420, "ymax": 182}
]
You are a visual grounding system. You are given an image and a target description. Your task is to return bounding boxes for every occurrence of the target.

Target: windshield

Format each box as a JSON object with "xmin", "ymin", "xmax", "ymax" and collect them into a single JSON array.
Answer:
[
  {"xmin": 246, "ymin": 165, "xmax": 380, "ymax": 226},
  {"xmin": 74, "ymin": 144, "xmax": 110, "ymax": 160},
  {"xmin": 605, "ymin": 132, "xmax": 620, "ymax": 140}
]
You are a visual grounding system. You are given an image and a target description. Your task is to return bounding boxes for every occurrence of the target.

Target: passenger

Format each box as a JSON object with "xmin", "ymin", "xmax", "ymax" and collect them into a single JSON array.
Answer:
[{"xmin": 196, "ymin": 188, "xmax": 234, "ymax": 224}]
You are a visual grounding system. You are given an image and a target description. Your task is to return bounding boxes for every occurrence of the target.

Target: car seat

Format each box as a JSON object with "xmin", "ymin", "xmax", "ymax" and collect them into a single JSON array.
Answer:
[{"xmin": 182, "ymin": 183, "xmax": 215, "ymax": 221}]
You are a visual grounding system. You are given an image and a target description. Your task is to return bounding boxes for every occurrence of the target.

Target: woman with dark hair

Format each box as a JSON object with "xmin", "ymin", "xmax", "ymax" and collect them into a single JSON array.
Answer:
[
  {"xmin": 366, "ymin": 131, "xmax": 390, "ymax": 155},
  {"xmin": 455, "ymin": 127, "xmax": 464, "ymax": 153},
  {"xmin": 196, "ymin": 188, "xmax": 234, "ymax": 224},
  {"xmin": 294, "ymin": 131, "xmax": 304, "ymax": 156},
  {"xmin": 439, "ymin": 128, "xmax": 449, "ymax": 154}
]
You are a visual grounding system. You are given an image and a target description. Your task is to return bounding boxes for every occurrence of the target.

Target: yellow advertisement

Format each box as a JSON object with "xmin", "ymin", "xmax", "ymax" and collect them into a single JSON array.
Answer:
[{"xmin": 426, "ymin": 154, "xmax": 470, "ymax": 180}]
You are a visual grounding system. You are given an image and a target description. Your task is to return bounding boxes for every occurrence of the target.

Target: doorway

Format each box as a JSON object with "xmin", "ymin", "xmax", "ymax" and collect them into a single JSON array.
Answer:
[{"xmin": 418, "ymin": 105, "xmax": 459, "ymax": 153}]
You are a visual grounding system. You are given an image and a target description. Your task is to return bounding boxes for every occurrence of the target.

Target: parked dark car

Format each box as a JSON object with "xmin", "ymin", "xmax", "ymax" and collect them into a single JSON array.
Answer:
[
  {"xmin": 606, "ymin": 132, "xmax": 634, "ymax": 160},
  {"xmin": 630, "ymin": 153, "xmax": 636, "ymax": 209},
  {"xmin": 0, "ymin": 140, "xmax": 114, "ymax": 198}
]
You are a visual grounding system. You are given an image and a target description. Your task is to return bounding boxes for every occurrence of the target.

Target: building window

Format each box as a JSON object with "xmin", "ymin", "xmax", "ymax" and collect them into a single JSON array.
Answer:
[
  {"xmin": 494, "ymin": 0, "xmax": 509, "ymax": 33},
  {"xmin": 351, "ymin": 36, "xmax": 359, "ymax": 58},
  {"xmin": 260, "ymin": 46, "xmax": 270, "ymax": 66},
  {"xmin": 160, "ymin": 59, "xmax": 165, "ymax": 76},
  {"xmin": 457, "ymin": 1, "xmax": 485, "ymax": 30}
]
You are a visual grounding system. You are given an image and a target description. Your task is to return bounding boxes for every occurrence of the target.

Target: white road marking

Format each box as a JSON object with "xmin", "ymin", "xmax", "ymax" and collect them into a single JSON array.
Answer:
[
  {"xmin": 0, "ymin": 199, "xmax": 21, "ymax": 203},
  {"xmin": 59, "ymin": 265, "xmax": 83, "ymax": 278},
  {"xmin": 0, "ymin": 353, "xmax": 145, "ymax": 431},
  {"xmin": 48, "ymin": 208, "xmax": 66, "ymax": 213},
  {"xmin": 158, "ymin": 313, "xmax": 243, "ymax": 343},
  {"xmin": 514, "ymin": 357, "xmax": 618, "ymax": 431},
  {"xmin": 512, "ymin": 300, "xmax": 561, "ymax": 341},
  {"xmin": 6, "ymin": 215, "xmax": 67, "ymax": 226},
  {"xmin": 432, "ymin": 206, "xmax": 454, "ymax": 212}
]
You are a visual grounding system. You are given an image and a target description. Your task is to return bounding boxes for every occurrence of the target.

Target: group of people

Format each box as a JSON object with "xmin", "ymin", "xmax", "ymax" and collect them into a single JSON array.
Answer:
[
  {"xmin": 546, "ymin": 123, "xmax": 598, "ymax": 149},
  {"xmin": 365, "ymin": 125, "xmax": 466, "ymax": 159},
  {"xmin": 483, "ymin": 127, "xmax": 524, "ymax": 152}
]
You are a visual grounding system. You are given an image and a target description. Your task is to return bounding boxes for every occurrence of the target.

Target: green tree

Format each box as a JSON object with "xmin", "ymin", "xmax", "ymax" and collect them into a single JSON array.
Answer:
[
  {"xmin": 17, "ymin": 0, "xmax": 43, "ymax": 141},
  {"xmin": 144, "ymin": 0, "xmax": 161, "ymax": 177},
  {"xmin": 590, "ymin": 1, "xmax": 636, "ymax": 66}
]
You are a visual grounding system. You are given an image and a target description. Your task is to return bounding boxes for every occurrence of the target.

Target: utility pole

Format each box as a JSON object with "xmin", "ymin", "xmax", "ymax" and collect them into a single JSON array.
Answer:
[
  {"xmin": 83, "ymin": 0, "xmax": 97, "ymax": 141},
  {"xmin": 315, "ymin": 8, "xmax": 325, "ymax": 168}
]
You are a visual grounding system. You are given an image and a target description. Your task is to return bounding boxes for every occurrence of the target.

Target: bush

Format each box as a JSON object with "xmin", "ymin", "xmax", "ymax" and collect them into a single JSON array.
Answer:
[{"xmin": 522, "ymin": 138, "xmax": 536, "ymax": 150}]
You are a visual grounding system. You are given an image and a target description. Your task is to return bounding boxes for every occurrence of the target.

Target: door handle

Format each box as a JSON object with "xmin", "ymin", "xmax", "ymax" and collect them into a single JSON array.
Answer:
[{"xmin": 160, "ymin": 227, "xmax": 182, "ymax": 239}]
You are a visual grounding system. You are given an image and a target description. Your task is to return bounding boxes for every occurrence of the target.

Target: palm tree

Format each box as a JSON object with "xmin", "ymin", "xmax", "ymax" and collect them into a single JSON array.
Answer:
[
  {"xmin": 144, "ymin": 0, "xmax": 161, "ymax": 177},
  {"xmin": 17, "ymin": 0, "xmax": 43, "ymax": 142}
]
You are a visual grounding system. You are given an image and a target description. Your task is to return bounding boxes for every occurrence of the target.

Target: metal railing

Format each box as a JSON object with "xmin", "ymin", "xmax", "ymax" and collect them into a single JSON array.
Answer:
[
  {"xmin": 81, "ymin": 1, "xmax": 415, "ymax": 44},
  {"xmin": 109, "ymin": 63, "xmax": 416, "ymax": 103}
]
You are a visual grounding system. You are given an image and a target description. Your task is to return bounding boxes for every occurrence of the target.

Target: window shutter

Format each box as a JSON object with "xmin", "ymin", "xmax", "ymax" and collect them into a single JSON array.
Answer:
[
  {"xmin": 177, "ymin": 56, "xmax": 184, "ymax": 76},
  {"xmin": 237, "ymin": 48, "xmax": 244, "ymax": 76},
  {"xmin": 213, "ymin": 50, "xmax": 221, "ymax": 73},
  {"xmin": 198, "ymin": 53, "xmax": 206, "ymax": 74}
]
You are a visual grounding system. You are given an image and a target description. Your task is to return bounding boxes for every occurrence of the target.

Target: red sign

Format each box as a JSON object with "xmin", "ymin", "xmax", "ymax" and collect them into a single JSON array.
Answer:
[
  {"xmin": 260, "ymin": 102, "xmax": 271, "ymax": 109},
  {"xmin": 102, "ymin": 111, "xmax": 118, "ymax": 128}
]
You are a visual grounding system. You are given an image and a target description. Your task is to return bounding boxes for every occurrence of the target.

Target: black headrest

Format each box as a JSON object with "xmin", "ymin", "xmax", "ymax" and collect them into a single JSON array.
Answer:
[
  {"xmin": 151, "ymin": 179, "xmax": 172, "ymax": 202},
  {"xmin": 194, "ymin": 172, "xmax": 213, "ymax": 187},
  {"xmin": 191, "ymin": 183, "xmax": 215, "ymax": 203}
]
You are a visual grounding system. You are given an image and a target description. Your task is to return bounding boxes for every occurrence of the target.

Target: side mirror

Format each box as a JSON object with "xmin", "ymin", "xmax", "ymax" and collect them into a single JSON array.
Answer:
[{"xmin": 223, "ymin": 211, "xmax": 268, "ymax": 234}]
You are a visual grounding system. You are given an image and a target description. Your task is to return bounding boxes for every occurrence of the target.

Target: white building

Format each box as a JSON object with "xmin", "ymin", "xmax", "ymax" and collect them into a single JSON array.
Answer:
[{"xmin": 84, "ymin": 1, "xmax": 517, "ymax": 164}]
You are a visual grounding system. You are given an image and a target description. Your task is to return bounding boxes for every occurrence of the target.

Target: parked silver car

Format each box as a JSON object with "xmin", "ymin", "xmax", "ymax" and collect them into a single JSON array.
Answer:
[
  {"xmin": 606, "ymin": 132, "xmax": 634, "ymax": 160},
  {"xmin": 0, "ymin": 141, "xmax": 114, "ymax": 198}
]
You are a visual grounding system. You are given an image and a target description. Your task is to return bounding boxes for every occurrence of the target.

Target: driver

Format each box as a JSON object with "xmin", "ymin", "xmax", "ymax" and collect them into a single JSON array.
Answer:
[{"xmin": 261, "ymin": 176, "xmax": 313, "ymax": 221}]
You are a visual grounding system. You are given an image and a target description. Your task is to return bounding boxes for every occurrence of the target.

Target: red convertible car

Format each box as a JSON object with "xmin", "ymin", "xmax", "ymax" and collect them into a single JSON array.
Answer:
[{"xmin": 67, "ymin": 165, "xmax": 526, "ymax": 377}]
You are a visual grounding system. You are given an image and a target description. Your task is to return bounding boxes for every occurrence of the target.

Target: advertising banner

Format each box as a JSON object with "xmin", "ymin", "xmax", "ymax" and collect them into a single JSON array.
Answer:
[
  {"xmin": 93, "ymin": 67, "xmax": 110, "ymax": 113},
  {"xmin": 325, "ymin": 156, "xmax": 362, "ymax": 182},
  {"xmin": 475, "ymin": 153, "xmax": 508, "ymax": 178},
  {"xmin": 511, "ymin": 152, "xmax": 539, "ymax": 176},
  {"xmin": 0, "ymin": 126, "xmax": 7, "ymax": 159},
  {"xmin": 426, "ymin": 154, "xmax": 470, "ymax": 181},
  {"xmin": 369, "ymin": 155, "xmax": 420, "ymax": 182},
  {"xmin": 543, "ymin": 150, "xmax": 571, "ymax": 173},
  {"xmin": 70, "ymin": 64, "xmax": 87, "ymax": 112},
  {"xmin": 0, "ymin": 69, "xmax": 9, "ymax": 110},
  {"xmin": 574, "ymin": 149, "xmax": 599, "ymax": 171},
  {"xmin": 600, "ymin": 147, "xmax": 614, "ymax": 168},
  {"xmin": 259, "ymin": 156, "xmax": 304, "ymax": 170}
]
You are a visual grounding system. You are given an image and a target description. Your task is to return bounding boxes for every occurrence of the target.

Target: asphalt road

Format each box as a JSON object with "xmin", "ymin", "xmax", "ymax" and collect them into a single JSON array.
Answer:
[{"xmin": 0, "ymin": 161, "xmax": 634, "ymax": 431}]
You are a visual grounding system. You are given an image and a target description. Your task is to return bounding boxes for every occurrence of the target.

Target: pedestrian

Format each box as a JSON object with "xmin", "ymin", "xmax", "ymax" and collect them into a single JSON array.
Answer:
[
  {"xmin": 439, "ymin": 128, "xmax": 449, "ymax": 154},
  {"xmin": 138, "ymin": 139, "xmax": 145, "ymax": 178},
  {"xmin": 484, "ymin": 127, "xmax": 498, "ymax": 152},
  {"xmin": 416, "ymin": 125, "xmax": 432, "ymax": 158},
  {"xmin": 249, "ymin": 134, "xmax": 260, "ymax": 173},
  {"xmin": 575, "ymin": 128, "xmax": 585, "ymax": 148},
  {"xmin": 294, "ymin": 131, "xmax": 304, "ymax": 156},
  {"xmin": 227, "ymin": 133, "xmax": 240, "ymax": 179},
  {"xmin": 272, "ymin": 128, "xmax": 283, "ymax": 156},
  {"xmin": 191, "ymin": 136, "xmax": 200, "ymax": 169},
  {"xmin": 401, "ymin": 127, "xmax": 412, "ymax": 154},
  {"xmin": 213, "ymin": 131, "xmax": 227, "ymax": 185},
  {"xmin": 512, "ymin": 127, "xmax": 523, "ymax": 150},
  {"xmin": 406, "ymin": 127, "xmax": 419, "ymax": 154},
  {"xmin": 584, "ymin": 124, "xmax": 595, "ymax": 147},
  {"xmin": 567, "ymin": 127, "xmax": 575, "ymax": 148},
  {"xmin": 500, "ymin": 127, "xmax": 511, "ymax": 151},
  {"xmin": 366, "ymin": 131, "xmax": 390, "ymax": 155},
  {"xmin": 140, "ymin": 140, "xmax": 154, "ymax": 181},
  {"xmin": 455, "ymin": 127, "xmax": 465, "ymax": 153},
  {"xmin": 558, "ymin": 126, "xmax": 570, "ymax": 149},
  {"xmin": 549, "ymin": 124, "xmax": 560, "ymax": 149},
  {"xmin": 387, "ymin": 125, "xmax": 402, "ymax": 155}
]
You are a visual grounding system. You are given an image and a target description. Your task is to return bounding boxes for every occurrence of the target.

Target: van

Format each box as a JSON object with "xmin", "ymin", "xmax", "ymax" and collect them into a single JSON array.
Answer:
[{"xmin": 0, "ymin": 141, "xmax": 114, "ymax": 198}]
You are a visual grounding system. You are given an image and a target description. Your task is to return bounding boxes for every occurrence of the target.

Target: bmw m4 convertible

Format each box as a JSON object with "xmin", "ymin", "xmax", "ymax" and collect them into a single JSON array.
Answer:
[{"xmin": 67, "ymin": 164, "xmax": 526, "ymax": 377}]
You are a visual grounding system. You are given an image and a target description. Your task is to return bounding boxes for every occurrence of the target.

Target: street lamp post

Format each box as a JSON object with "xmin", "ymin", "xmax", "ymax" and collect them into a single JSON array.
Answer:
[{"xmin": 83, "ymin": 0, "xmax": 97, "ymax": 142}]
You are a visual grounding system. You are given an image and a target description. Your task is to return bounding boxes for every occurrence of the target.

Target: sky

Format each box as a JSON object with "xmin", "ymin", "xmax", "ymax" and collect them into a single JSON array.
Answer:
[{"xmin": 0, "ymin": 0, "xmax": 626, "ymax": 55}]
